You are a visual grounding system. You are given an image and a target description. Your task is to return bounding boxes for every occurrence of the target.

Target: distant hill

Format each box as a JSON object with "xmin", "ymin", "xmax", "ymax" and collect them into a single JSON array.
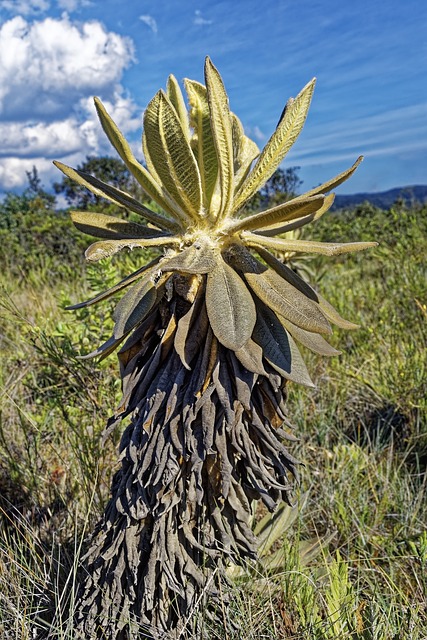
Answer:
[{"xmin": 331, "ymin": 185, "xmax": 427, "ymax": 210}]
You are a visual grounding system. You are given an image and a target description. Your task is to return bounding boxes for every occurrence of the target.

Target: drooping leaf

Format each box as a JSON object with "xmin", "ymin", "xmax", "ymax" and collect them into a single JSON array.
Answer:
[
  {"xmin": 226, "ymin": 194, "xmax": 325, "ymax": 234},
  {"xmin": 66, "ymin": 257, "xmax": 161, "ymax": 310},
  {"xmin": 279, "ymin": 317, "xmax": 341, "ymax": 356},
  {"xmin": 166, "ymin": 74, "xmax": 190, "ymax": 141},
  {"xmin": 77, "ymin": 334, "xmax": 128, "ymax": 360},
  {"xmin": 185, "ymin": 78, "xmax": 218, "ymax": 211},
  {"xmin": 241, "ymin": 257, "xmax": 331, "ymax": 335},
  {"xmin": 161, "ymin": 240, "xmax": 217, "ymax": 274},
  {"xmin": 316, "ymin": 292, "xmax": 360, "ymax": 330},
  {"xmin": 234, "ymin": 338, "xmax": 267, "ymax": 376},
  {"xmin": 204, "ymin": 57, "xmax": 234, "ymax": 220},
  {"xmin": 53, "ymin": 161, "xmax": 180, "ymax": 233},
  {"xmin": 232, "ymin": 78, "xmax": 316, "ymax": 213},
  {"xmin": 112, "ymin": 275, "xmax": 159, "ymax": 339},
  {"xmin": 174, "ymin": 284, "xmax": 207, "ymax": 369},
  {"xmin": 70, "ymin": 211, "xmax": 166, "ymax": 240},
  {"xmin": 257, "ymin": 193, "xmax": 335, "ymax": 236},
  {"xmin": 243, "ymin": 232, "xmax": 378, "ymax": 256},
  {"xmin": 253, "ymin": 305, "xmax": 314, "ymax": 387},
  {"xmin": 85, "ymin": 236, "xmax": 181, "ymax": 262},
  {"xmin": 144, "ymin": 90, "xmax": 202, "ymax": 221},
  {"xmin": 251, "ymin": 246, "xmax": 319, "ymax": 301},
  {"xmin": 93, "ymin": 97, "xmax": 187, "ymax": 223},
  {"xmin": 206, "ymin": 255, "xmax": 256, "ymax": 350}
]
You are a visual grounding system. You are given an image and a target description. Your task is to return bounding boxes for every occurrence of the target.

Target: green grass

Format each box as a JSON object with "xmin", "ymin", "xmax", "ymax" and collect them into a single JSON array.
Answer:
[{"xmin": 0, "ymin": 199, "xmax": 426, "ymax": 638}]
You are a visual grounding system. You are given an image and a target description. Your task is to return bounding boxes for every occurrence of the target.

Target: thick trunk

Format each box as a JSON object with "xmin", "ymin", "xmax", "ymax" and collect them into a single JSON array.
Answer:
[{"xmin": 73, "ymin": 277, "xmax": 297, "ymax": 638}]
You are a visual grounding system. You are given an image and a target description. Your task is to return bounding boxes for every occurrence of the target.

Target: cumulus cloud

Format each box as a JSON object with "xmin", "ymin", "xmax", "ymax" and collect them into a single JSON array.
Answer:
[
  {"xmin": 0, "ymin": 16, "xmax": 141, "ymax": 192},
  {"xmin": 139, "ymin": 14, "xmax": 157, "ymax": 34}
]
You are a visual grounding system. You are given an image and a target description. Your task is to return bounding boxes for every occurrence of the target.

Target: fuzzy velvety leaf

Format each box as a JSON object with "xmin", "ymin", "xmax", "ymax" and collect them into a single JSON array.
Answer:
[
  {"xmin": 70, "ymin": 211, "xmax": 165, "ymax": 240},
  {"xmin": 242, "ymin": 261, "xmax": 331, "ymax": 335},
  {"xmin": 174, "ymin": 285, "xmax": 207, "ymax": 369},
  {"xmin": 251, "ymin": 246, "xmax": 319, "ymax": 301},
  {"xmin": 227, "ymin": 194, "xmax": 325, "ymax": 234},
  {"xmin": 93, "ymin": 98, "xmax": 186, "ymax": 224},
  {"xmin": 297, "ymin": 156, "xmax": 363, "ymax": 199},
  {"xmin": 243, "ymin": 232, "xmax": 378, "ymax": 256},
  {"xmin": 112, "ymin": 275, "xmax": 158, "ymax": 339},
  {"xmin": 161, "ymin": 240, "xmax": 217, "ymax": 274},
  {"xmin": 232, "ymin": 78, "xmax": 316, "ymax": 213},
  {"xmin": 185, "ymin": 79, "xmax": 218, "ymax": 210},
  {"xmin": 280, "ymin": 317, "xmax": 341, "ymax": 356},
  {"xmin": 144, "ymin": 90, "xmax": 202, "ymax": 221},
  {"xmin": 85, "ymin": 236, "xmax": 180, "ymax": 262},
  {"xmin": 54, "ymin": 161, "xmax": 179, "ymax": 233},
  {"xmin": 206, "ymin": 256, "xmax": 256, "ymax": 350},
  {"xmin": 166, "ymin": 74, "xmax": 190, "ymax": 141},
  {"xmin": 66, "ymin": 257, "xmax": 161, "ymax": 310},
  {"xmin": 257, "ymin": 193, "xmax": 335, "ymax": 237},
  {"xmin": 253, "ymin": 305, "xmax": 314, "ymax": 387},
  {"xmin": 316, "ymin": 292, "xmax": 360, "ymax": 329},
  {"xmin": 231, "ymin": 113, "xmax": 260, "ymax": 193},
  {"xmin": 234, "ymin": 338, "xmax": 267, "ymax": 376},
  {"xmin": 204, "ymin": 57, "xmax": 234, "ymax": 220}
]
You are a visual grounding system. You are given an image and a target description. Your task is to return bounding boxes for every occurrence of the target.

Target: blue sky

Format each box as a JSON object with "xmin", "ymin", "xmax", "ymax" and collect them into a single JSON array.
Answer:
[{"xmin": 0, "ymin": 0, "xmax": 426, "ymax": 196}]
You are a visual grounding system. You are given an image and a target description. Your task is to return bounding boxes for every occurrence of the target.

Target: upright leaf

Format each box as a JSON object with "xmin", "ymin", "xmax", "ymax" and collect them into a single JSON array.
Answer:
[
  {"xmin": 232, "ymin": 78, "xmax": 316, "ymax": 213},
  {"xmin": 185, "ymin": 79, "xmax": 218, "ymax": 210},
  {"xmin": 167, "ymin": 75, "xmax": 190, "ymax": 141},
  {"xmin": 204, "ymin": 57, "xmax": 234, "ymax": 220},
  {"xmin": 93, "ymin": 97, "xmax": 186, "ymax": 223}
]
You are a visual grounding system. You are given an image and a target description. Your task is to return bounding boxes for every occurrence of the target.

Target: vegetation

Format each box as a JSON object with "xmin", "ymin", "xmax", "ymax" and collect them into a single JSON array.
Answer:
[{"xmin": 1, "ymin": 64, "xmax": 426, "ymax": 638}]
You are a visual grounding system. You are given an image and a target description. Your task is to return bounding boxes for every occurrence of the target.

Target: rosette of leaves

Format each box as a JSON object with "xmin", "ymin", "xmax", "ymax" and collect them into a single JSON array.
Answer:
[{"xmin": 57, "ymin": 58, "xmax": 376, "ymax": 638}]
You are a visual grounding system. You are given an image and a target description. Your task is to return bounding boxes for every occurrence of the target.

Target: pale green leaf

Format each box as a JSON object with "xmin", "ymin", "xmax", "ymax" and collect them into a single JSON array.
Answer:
[
  {"xmin": 53, "ymin": 161, "xmax": 180, "ymax": 233},
  {"xmin": 295, "ymin": 156, "xmax": 363, "ymax": 199},
  {"xmin": 113, "ymin": 275, "xmax": 158, "ymax": 338},
  {"xmin": 161, "ymin": 240, "xmax": 217, "ymax": 274},
  {"xmin": 232, "ymin": 78, "xmax": 316, "ymax": 214},
  {"xmin": 226, "ymin": 194, "xmax": 325, "ymax": 234},
  {"xmin": 257, "ymin": 193, "xmax": 335, "ymax": 236},
  {"xmin": 253, "ymin": 305, "xmax": 314, "ymax": 387},
  {"xmin": 204, "ymin": 57, "xmax": 234, "ymax": 220},
  {"xmin": 85, "ymin": 235, "xmax": 180, "ymax": 262},
  {"xmin": 231, "ymin": 113, "xmax": 260, "ymax": 192},
  {"xmin": 243, "ymin": 232, "xmax": 378, "ymax": 256},
  {"xmin": 206, "ymin": 255, "xmax": 256, "ymax": 350},
  {"xmin": 93, "ymin": 97, "xmax": 187, "ymax": 223},
  {"xmin": 167, "ymin": 74, "xmax": 190, "ymax": 141},
  {"xmin": 185, "ymin": 79, "xmax": 218, "ymax": 210},
  {"xmin": 70, "ymin": 211, "xmax": 166, "ymax": 240},
  {"xmin": 65, "ymin": 258, "xmax": 161, "ymax": 310},
  {"xmin": 144, "ymin": 90, "xmax": 202, "ymax": 220}
]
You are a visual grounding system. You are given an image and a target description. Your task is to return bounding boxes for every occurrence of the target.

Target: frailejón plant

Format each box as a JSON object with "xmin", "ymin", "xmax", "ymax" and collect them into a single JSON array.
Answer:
[{"xmin": 55, "ymin": 57, "xmax": 376, "ymax": 638}]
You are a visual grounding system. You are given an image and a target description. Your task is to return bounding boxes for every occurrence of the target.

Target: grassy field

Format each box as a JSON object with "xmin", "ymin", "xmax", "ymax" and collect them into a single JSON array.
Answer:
[{"xmin": 0, "ymin": 193, "xmax": 426, "ymax": 638}]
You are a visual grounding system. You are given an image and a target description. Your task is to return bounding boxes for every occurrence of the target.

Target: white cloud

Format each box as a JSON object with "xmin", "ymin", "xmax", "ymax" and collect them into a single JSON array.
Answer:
[
  {"xmin": 57, "ymin": 0, "xmax": 91, "ymax": 10},
  {"xmin": 0, "ymin": 0, "xmax": 49, "ymax": 14},
  {"xmin": 193, "ymin": 9, "xmax": 212, "ymax": 26},
  {"xmin": 139, "ymin": 14, "xmax": 157, "ymax": 34},
  {"xmin": 0, "ymin": 16, "xmax": 141, "ymax": 192}
]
